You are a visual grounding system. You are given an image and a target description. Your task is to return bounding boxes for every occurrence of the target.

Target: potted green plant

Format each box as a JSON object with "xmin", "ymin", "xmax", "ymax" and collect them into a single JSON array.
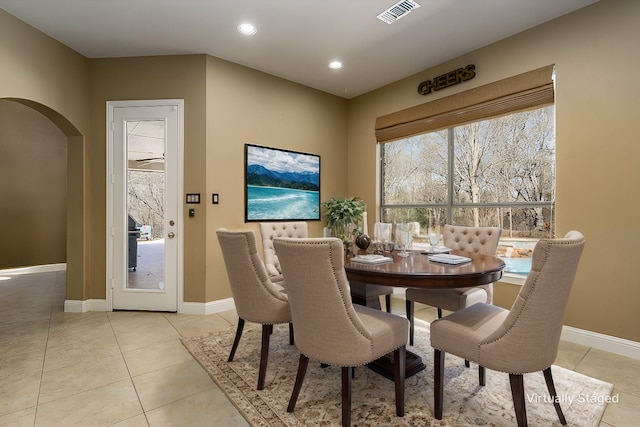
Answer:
[{"xmin": 321, "ymin": 196, "xmax": 366, "ymax": 245}]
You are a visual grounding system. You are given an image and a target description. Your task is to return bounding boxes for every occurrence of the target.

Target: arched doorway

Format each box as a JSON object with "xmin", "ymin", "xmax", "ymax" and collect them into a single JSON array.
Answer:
[{"xmin": 1, "ymin": 98, "xmax": 87, "ymax": 305}]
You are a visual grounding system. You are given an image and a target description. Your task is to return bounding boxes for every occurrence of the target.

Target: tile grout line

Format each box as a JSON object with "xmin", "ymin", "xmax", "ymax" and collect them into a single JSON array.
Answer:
[
  {"xmin": 31, "ymin": 271, "xmax": 63, "ymax": 426},
  {"xmin": 106, "ymin": 311, "xmax": 150, "ymax": 425}
]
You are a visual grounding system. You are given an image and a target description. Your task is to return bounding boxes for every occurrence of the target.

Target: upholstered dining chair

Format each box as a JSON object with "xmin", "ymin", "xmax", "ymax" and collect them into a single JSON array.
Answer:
[
  {"xmin": 405, "ymin": 224, "xmax": 502, "ymax": 346},
  {"xmin": 258, "ymin": 221, "xmax": 308, "ymax": 287},
  {"xmin": 216, "ymin": 229, "xmax": 293, "ymax": 390},
  {"xmin": 274, "ymin": 237, "xmax": 408, "ymax": 427},
  {"xmin": 430, "ymin": 231, "xmax": 585, "ymax": 427}
]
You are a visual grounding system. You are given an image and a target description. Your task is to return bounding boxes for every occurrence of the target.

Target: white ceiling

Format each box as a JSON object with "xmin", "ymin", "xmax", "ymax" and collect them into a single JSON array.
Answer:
[{"xmin": 1, "ymin": 0, "xmax": 597, "ymax": 99}]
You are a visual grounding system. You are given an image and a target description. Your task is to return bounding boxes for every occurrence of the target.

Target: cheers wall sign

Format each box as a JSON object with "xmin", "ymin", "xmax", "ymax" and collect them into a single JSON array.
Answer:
[{"xmin": 417, "ymin": 64, "xmax": 476, "ymax": 95}]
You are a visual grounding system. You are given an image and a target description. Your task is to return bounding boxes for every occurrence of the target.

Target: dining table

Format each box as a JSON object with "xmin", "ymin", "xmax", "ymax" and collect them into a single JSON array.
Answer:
[{"xmin": 345, "ymin": 249, "xmax": 505, "ymax": 380}]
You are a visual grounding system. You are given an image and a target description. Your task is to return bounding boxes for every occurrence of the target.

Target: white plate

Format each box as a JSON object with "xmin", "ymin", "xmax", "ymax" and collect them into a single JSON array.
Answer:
[
  {"xmin": 428, "ymin": 254, "xmax": 472, "ymax": 264},
  {"xmin": 354, "ymin": 254, "xmax": 384, "ymax": 260},
  {"xmin": 351, "ymin": 255, "xmax": 393, "ymax": 264}
]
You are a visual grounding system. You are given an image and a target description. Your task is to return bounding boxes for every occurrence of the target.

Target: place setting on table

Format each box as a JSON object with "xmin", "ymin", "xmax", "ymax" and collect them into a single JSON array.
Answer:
[
  {"xmin": 345, "ymin": 224, "xmax": 505, "ymax": 292},
  {"xmin": 349, "ymin": 221, "xmax": 395, "ymax": 265},
  {"xmin": 349, "ymin": 223, "xmax": 473, "ymax": 267},
  {"xmin": 349, "ymin": 253, "xmax": 395, "ymax": 264}
]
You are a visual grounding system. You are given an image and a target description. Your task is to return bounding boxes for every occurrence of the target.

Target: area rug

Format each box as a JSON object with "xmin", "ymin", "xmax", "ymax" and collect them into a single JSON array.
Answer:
[{"xmin": 182, "ymin": 320, "xmax": 613, "ymax": 426}]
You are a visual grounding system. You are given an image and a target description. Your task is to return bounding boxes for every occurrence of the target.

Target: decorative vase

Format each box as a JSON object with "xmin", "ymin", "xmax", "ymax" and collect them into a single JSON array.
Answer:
[
  {"xmin": 355, "ymin": 233, "xmax": 371, "ymax": 250},
  {"xmin": 331, "ymin": 223, "xmax": 351, "ymax": 243}
]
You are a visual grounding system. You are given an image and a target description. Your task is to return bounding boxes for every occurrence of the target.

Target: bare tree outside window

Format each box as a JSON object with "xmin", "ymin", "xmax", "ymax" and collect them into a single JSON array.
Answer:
[{"xmin": 128, "ymin": 170, "xmax": 165, "ymax": 239}]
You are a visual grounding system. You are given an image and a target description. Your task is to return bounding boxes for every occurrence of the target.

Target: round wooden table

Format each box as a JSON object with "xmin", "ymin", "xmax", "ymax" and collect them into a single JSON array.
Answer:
[
  {"xmin": 345, "ymin": 249, "xmax": 505, "ymax": 289},
  {"xmin": 345, "ymin": 249, "xmax": 505, "ymax": 379}
]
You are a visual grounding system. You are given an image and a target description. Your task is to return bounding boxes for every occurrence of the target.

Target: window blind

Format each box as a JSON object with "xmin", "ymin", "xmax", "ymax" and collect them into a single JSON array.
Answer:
[{"xmin": 375, "ymin": 65, "xmax": 555, "ymax": 143}]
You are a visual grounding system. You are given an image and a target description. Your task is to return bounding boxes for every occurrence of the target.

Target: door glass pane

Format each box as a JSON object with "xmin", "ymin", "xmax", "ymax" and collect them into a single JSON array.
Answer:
[{"xmin": 126, "ymin": 120, "xmax": 165, "ymax": 290}]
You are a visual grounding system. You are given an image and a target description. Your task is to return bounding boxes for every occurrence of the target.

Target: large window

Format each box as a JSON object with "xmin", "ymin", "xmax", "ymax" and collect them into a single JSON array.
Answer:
[
  {"xmin": 380, "ymin": 105, "xmax": 555, "ymax": 275},
  {"xmin": 376, "ymin": 66, "xmax": 556, "ymax": 275}
]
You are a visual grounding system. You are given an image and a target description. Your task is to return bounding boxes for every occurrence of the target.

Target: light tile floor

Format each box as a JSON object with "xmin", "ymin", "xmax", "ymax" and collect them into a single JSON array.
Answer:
[{"xmin": 0, "ymin": 268, "xmax": 637, "ymax": 426}]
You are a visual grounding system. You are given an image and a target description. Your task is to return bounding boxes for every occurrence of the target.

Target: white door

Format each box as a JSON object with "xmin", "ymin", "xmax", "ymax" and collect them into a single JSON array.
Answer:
[{"xmin": 107, "ymin": 100, "xmax": 183, "ymax": 311}]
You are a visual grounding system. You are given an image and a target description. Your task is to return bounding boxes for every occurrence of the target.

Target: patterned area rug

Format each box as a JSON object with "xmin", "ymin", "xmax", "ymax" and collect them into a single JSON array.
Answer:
[{"xmin": 182, "ymin": 320, "xmax": 612, "ymax": 426}]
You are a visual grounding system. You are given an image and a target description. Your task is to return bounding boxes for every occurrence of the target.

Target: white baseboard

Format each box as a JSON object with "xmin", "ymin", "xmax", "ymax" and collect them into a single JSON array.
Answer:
[
  {"xmin": 1, "ymin": 263, "xmax": 67, "ymax": 274},
  {"xmin": 180, "ymin": 298, "xmax": 236, "ymax": 315},
  {"xmin": 561, "ymin": 325, "xmax": 640, "ymax": 360},
  {"xmin": 394, "ymin": 287, "xmax": 639, "ymax": 360},
  {"xmin": 64, "ymin": 299, "xmax": 108, "ymax": 313},
  {"xmin": 63, "ymin": 297, "xmax": 236, "ymax": 315}
]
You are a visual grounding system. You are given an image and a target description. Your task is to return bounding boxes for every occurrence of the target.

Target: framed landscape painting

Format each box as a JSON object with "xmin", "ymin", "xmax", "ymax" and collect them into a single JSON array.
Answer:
[{"xmin": 244, "ymin": 144, "xmax": 321, "ymax": 222}]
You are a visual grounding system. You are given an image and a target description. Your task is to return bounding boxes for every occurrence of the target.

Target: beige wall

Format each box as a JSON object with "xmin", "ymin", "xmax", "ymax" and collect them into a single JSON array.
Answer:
[
  {"xmin": 88, "ymin": 55, "xmax": 347, "ymax": 304},
  {"xmin": 0, "ymin": 10, "xmax": 347, "ymax": 306},
  {"xmin": 0, "ymin": 100, "xmax": 67, "ymax": 268},
  {"xmin": 1, "ymin": 8, "xmax": 348, "ymax": 307},
  {"xmin": 0, "ymin": 10, "xmax": 90, "ymax": 299},
  {"xmin": 202, "ymin": 55, "xmax": 348, "ymax": 302},
  {"xmin": 0, "ymin": 11, "xmax": 89, "ymax": 129},
  {"xmin": 347, "ymin": 0, "xmax": 640, "ymax": 341},
  {"xmin": 88, "ymin": 54, "xmax": 208, "ymax": 301}
]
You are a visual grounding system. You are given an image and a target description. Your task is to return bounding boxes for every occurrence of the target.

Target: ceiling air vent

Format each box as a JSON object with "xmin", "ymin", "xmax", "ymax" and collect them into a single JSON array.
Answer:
[{"xmin": 377, "ymin": 0, "xmax": 421, "ymax": 24}]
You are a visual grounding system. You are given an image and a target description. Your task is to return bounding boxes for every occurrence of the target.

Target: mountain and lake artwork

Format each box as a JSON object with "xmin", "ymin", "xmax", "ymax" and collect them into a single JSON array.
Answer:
[{"xmin": 245, "ymin": 144, "xmax": 320, "ymax": 221}]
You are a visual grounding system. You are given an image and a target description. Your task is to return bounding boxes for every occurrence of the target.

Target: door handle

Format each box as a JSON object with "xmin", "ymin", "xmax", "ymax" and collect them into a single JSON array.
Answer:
[{"xmin": 168, "ymin": 232, "xmax": 175, "ymax": 239}]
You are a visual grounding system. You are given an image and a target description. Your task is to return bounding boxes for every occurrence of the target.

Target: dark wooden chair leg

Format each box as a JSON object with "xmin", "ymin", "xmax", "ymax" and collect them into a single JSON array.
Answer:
[
  {"xmin": 479, "ymin": 365, "xmax": 486, "ymax": 386},
  {"xmin": 394, "ymin": 346, "xmax": 406, "ymax": 417},
  {"xmin": 509, "ymin": 373, "xmax": 528, "ymax": 427},
  {"xmin": 385, "ymin": 294, "xmax": 392, "ymax": 313},
  {"xmin": 289, "ymin": 322, "xmax": 294, "ymax": 345},
  {"xmin": 341, "ymin": 366, "xmax": 353, "ymax": 427},
  {"xmin": 228, "ymin": 318, "xmax": 245, "ymax": 362},
  {"xmin": 465, "ymin": 359, "xmax": 470, "ymax": 367},
  {"xmin": 287, "ymin": 354, "xmax": 309, "ymax": 412},
  {"xmin": 406, "ymin": 299, "xmax": 414, "ymax": 346},
  {"xmin": 257, "ymin": 324, "xmax": 273, "ymax": 390},
  {"xmin": 543, "ymin": 367, "xmax": 567, "ymax": 425},
  {"xmin": 434, "ymin": 349, "xmax": 445, "ymax": 419}
]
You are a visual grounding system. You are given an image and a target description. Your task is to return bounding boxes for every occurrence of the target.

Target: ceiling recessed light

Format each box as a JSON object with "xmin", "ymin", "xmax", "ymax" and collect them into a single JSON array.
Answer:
[
  {"xmin": 237, "ymin": 23, "xmax": 257, "ymax": 36},
  {"xmin": 329, "ymin": 61, "xmax": 343, "ymax": 70}
]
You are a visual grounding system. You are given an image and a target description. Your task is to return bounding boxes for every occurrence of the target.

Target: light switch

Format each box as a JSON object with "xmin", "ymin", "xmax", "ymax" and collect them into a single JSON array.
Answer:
[{"xmin": 186, "ymin": 193, "xmax": 200, "ymax": 204}]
